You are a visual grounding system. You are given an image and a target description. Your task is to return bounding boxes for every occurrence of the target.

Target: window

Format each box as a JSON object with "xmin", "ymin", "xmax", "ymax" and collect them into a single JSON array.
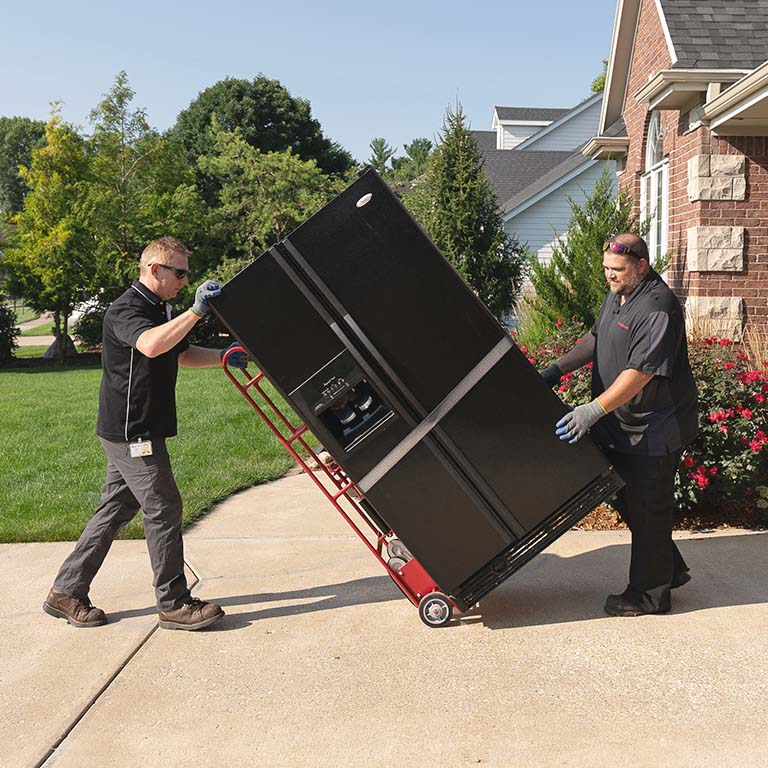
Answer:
[{"xmin": 640, "ymin": 112, "xmax": 669, "ymax": 266}]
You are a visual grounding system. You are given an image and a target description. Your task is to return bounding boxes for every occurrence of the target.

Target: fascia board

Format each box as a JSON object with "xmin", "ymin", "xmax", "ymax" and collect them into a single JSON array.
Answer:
[
  {"xmin": 703, "ymin": 61, "xmax": 768, "ymax": 122},
  {"xmin": 653, "ymin": 0, "xmax": 677, "ymax": 65}
]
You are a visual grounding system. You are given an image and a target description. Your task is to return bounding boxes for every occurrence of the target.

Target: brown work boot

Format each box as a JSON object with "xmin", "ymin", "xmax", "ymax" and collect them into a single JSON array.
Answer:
[
  {"xmin": 158, "ymin": 597, "xmax": 224, "ymax": 631},
  {"xmin": 43, "ymin": 588, "xmax": 107, "ymax": 627}
]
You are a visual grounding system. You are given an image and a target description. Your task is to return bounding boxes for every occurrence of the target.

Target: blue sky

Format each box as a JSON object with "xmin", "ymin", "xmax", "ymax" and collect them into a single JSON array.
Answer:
[{"xmin": 3, "ymin": 0, "xmax": 616, "ymax": 163}]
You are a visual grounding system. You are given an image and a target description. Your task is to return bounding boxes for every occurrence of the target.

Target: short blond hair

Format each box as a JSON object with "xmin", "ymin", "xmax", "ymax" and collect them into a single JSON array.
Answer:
[{"xmin": 140, "ymin": 237, "xmax": 191, "ymax": 268}]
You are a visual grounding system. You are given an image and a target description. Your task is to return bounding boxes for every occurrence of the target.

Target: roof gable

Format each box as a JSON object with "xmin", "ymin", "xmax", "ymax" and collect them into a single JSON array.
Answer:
[{"xmin": 599, "ymin": 0, "xmax": 768, "ymax": 133}]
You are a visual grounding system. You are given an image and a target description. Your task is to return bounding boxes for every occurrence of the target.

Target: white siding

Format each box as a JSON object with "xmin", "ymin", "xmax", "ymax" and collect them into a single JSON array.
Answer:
[
  {"xmin": 501, "ymin": 124, "xmax": 545, "ymax": 149},
  {"xmin": 504, "ymin": 162, "xmax": 613, "ymax": 263},
  {"xmin": 517, "ymin": 100, "xmax": 602, "ymax": 152}
]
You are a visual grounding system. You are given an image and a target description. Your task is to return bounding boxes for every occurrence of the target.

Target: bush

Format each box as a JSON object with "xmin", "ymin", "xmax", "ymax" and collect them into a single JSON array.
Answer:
[
  {"xmin": 520, "ymin": 323, "xmax": 768, "ymax": 522},
  {"xmin": 0, "ymin": 295, "xmax": 20, "ymax": 361},
  {"xmin": 677, "ymin": 335, "xmax": 768, "ymax": 514}
]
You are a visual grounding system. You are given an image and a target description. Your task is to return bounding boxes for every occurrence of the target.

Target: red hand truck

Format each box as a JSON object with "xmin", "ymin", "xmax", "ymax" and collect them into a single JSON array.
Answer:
[{"xmin": 222, "ymin": 347, "xmax": 461, "ymax": 627}]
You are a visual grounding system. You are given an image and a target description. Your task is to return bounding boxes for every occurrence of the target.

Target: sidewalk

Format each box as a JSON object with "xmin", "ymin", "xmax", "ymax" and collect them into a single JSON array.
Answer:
[{"xmin": 2, "ymin": 473, "xmax": 766, "ymax": 768}]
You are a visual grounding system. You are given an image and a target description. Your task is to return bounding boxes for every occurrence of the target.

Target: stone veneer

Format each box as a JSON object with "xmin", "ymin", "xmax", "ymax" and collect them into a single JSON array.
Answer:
[
  {"xmin": 686, "ymin": 226, "xmax": 744, "ymax": 271},
  {"xmin": 686, "ymin": 296, "xmax": 744, "ymax": 341},
  {"xmin": 687, "ymin": 154, "xmax": 747, "ymax": 202}
]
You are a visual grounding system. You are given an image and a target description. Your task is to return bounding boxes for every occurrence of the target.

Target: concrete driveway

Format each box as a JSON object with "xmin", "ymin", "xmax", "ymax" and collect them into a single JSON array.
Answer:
[{"xmin": 2, "ymin": 473, "xmax": 766, "ymax": 768}]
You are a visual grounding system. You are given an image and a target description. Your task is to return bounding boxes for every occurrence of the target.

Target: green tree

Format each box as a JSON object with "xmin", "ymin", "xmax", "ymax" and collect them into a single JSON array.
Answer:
[
  {"xmin": 200, "ymin": 127, "xmax": 345, "ymax": 260},
  {"xmin": 367, "ymin": 137, "xmax": 395, "ymax": 175},
  {"xmin": 390, "ymin": 137, "xmax": 433, "ymax": 183},
  {"xmin": 170, "ymin": 76, "xmax": 354, "ymax": 178},
  {"xmin": 524, "ymin": 166, "xmax": 647, "ymax": 340},
  {"xmin": 2, "ymin": 108, "xmax": 90, "ymax": 360},
  {"xmin": 591, "ymin": 59, "xmax": 608, "ymax": 94},
  {"xmin": 86, "ymin": 71, "xmax": 208, "ymax": 286},
  {"xmin": 404, "ymin": 103, "xmax": 526, "ymax": 320},
  {"xmin": 0, "ymin": 116, "xmax": 46, "ymax": 215}
]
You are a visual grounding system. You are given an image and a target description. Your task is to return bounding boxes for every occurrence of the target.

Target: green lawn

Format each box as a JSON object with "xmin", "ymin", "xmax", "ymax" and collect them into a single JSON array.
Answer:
[
  {"xmin": 12, "ymin": 305, "xmax": 40, "ymax": 324},
  {"xmin": 19, "ymin": 324, "xmax": 55, "ymax": 337},
  {"xmin": 0, "ymin": 364, "xmax": 301, "ymax": 542},
  {"xmin": 12, "ymin": 346, "xmax": 50, "ymax": 359}
]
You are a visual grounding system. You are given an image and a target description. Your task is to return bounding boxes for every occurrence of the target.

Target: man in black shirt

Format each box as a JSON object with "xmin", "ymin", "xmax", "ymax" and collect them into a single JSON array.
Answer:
[
  {"xmin": 44, "ymin": 237, "xmax": 245, "ymax": 630},
  {"xmin": 541, "ymin": 233, "xmax": 698, "ymax": 616}
]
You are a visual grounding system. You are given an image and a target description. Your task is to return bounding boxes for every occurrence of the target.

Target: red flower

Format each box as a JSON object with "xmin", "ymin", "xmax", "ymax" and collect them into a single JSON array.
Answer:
[
  {"xmin": 682, "ymin": 455, "xmax": 695, "ymax": 469},
  {"xmin": 527, "ymin": 357, "xmax": 536, "ymax": 365},
  {"xmin": 720, "ymin": 338, "xmax": 733, "ymax": 346},
  {"xmin": 696, "ymin": 474, "xmax": 710, "ymax": 488},
  {"xmin": 741, "ymin": 408, "xmax": 753, "ymax": 420},
  {"xmin": 708, "ymin": 466, "xmax": 719, "ymax": 477},
  {"xmin": 756, "ymin": 430, "xmax": 768, "ymax": 444},
  {"xmin": 755, "ymin": 393, "xmax": 766, "ymax": 404},
  {"xmin": 724, "ymin": 362, "xmax": 735, "ymax": 370},
  {"xmin": 749, "ymin": 440, "xmax": 763, "ymax": 452},
  {"xmin": 555, "ymin": 318, "xmax": 564, "ymax": 328},
  {"xmin": 719, "ymin": 424, "xmax": 730, "ymax": 435}
]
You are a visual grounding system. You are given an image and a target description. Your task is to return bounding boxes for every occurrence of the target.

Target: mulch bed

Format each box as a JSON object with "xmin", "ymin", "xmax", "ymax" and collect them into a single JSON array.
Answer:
[{"xmin": 577, "ymin": 494, "xmax": 767, "ymax": 531}]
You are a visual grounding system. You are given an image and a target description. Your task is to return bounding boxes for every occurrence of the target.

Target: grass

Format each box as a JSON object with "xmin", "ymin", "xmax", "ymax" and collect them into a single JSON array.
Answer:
[
  {"xmin": 11, "ymin": 304, "xmax": 40, "ymax": 324},
  {"xmin": 12, "ymin": 345, "xmax": 50, "ymax": 359},
  {"xmin": 19, "ymin": 324, "xmax": 54, "ymax": 337},
  {"xmin": 0, "ymin": 364, "xmax": 301, "ymax": 542}
]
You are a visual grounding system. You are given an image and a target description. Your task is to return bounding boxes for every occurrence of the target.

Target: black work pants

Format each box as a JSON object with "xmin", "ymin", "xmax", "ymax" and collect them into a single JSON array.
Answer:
[{"xmin": 606, "ymin": 449, "xmax": 688, "ymax": 605}]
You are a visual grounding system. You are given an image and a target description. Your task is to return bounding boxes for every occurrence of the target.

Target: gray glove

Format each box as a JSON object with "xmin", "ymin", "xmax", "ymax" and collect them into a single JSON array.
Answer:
[
  {"xmin": 191, "ymin": 279, "xmax": 221, "ymax": 317},
  {"xmin": 555, "ymin": 400, "xmax": 606, "ymax": 444}
]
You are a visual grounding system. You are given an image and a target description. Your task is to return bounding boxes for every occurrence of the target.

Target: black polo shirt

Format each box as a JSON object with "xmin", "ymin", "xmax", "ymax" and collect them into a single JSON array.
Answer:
[
  {"xmin": 96, "ymin": 280, "xmax": 190, "ymax": 442},
  {"xmin": 589, "ymin": 270, "xmax": 698, "ymax": 456}
]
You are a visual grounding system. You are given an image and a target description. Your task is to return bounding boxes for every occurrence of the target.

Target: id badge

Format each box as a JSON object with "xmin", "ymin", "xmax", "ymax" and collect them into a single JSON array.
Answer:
[{"xmin": 129, "ymin": 439, "xmax": 153, "ymax": 458}]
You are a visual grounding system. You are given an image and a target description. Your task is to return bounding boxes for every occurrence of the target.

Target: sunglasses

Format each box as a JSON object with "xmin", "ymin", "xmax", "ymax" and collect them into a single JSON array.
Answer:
[
  {"xmin": 152, "ymin": 263, "xmax": 190, "ymax": 280},
  {"xmin": 603, "ymin": 241, "xmax": 644, "ymax": 260}
]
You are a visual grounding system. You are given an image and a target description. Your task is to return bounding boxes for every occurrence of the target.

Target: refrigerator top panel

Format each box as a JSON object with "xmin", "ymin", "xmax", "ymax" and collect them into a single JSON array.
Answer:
[{"xmin": 281, "ymin": 170, "xmax": 505, "ymax": 413}]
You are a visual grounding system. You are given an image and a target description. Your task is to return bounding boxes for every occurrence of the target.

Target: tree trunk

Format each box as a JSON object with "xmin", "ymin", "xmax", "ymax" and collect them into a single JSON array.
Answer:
[{"xmin": 54, "ymin": 311, "xmax": 64, "ymax": 364}]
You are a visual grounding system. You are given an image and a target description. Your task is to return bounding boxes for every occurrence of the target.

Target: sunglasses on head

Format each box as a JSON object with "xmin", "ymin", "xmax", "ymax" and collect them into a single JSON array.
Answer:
[
  {"xmin": 151, "ymin": 263, "xmax": 189, "ymax": 280},
  {"xmin": 603, "ymin": 240, "xmax": 644, "ymax": 260}
]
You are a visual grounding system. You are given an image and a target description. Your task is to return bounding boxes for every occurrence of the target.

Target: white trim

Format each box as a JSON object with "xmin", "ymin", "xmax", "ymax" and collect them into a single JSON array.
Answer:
[
  {"xmin": 653, "ymin": 0, "xmax": 677, "ymax": 65},
  {"xmin": 131, "ymin": 283, "xmax": 158, "ymax": 305},
  {"xmin": 516, "ymin": 93, "xmax": 602, "ymax": 150},
  {"xmin": 502, "ymin": 158, "xmax": 598, "ymax": 220},
  {"xmin": 495, "ymin": 119, "xmax": 553, "ymax": 127},
  {"xmin": 125, "ymin": 348, "xmax": 134, "ymax": 442}
]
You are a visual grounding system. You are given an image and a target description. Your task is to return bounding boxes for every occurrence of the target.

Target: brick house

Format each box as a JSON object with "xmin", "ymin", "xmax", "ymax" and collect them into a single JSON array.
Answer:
[{"xmin": 583, "ymin": 0, "xmax": 768, "ymax": 339}]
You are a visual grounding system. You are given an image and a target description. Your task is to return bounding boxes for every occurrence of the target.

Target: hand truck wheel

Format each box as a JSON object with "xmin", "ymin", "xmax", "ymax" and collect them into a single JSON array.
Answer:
[
  {"xmin": 387, "ymin": 556, "xmax": 407, "ymax": 572},
  {"xmin": 387, "ymin": 538, "xmax": 412, "ymax": 562},
  {"xmin": 418, "ymin": 592, "xmax": 453, "ymax": 627}
]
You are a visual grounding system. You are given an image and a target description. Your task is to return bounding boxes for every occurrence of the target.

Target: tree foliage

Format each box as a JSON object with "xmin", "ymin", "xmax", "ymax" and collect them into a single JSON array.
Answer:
[
  {"xmin": 404, "ymin": 103, "xmax": 526, "ymax": 320},
  {"xmin": 591, "ymin": 59, "xmax": 608, "ymax": 94},
  {"xmin": 86, "ymin": 71, "xmax": 208, "ymax": 286},
  {"xmin": 170, "ymin": 76, "xmax": 354, "ymax": 178},
  {"xmin": 3, "ymin": 107, "xmax": 90, "ymax": 360},
  {"xmin": 199, "ymin": 126, "xmax": 345, "ymax": 259},
  {"xmin": 390, "ymin": 137, "xmax": 432, "ymax": 183},
  {"xmin": 367, "ymin": 137, "xmax": 395, "ymax": 175},
  {"xmin": 0, "ymin": 116, "xmax": 46, "ymax": 215},
  {"xmin": 524, "ymin": 166, "xmax": 647, "ymax": 341},
  {"xmin": 0, "ymin": 294, "xmax": 19, "ymax": 361}
]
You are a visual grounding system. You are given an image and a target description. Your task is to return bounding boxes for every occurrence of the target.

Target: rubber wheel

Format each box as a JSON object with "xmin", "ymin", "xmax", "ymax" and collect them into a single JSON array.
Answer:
[
  {"xmin": 418, "ymin": 592, "xmax": 453, "ymax": 627},
  {"xmin": 387, "ymin": 538, "xmax": 413, "ymax": 561},
  {"xmin": 387, "ymin": 556, "xmax": 407, "ymax": 572}
]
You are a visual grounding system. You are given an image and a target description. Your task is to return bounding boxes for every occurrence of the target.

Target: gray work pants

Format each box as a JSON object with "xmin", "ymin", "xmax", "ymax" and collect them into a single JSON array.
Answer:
[{"xmin": 54, "ymin": 438, "xmax": 190, "ymax": 612}]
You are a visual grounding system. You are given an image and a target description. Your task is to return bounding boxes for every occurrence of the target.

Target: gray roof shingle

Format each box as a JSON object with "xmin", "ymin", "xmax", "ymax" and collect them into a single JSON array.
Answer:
[
  {"xmin": 660, "ymin": 0, "xmax": 768, "ymax": 69},
  {"xmin": 494, "ymin": 106, "xmax": 569, "ymax": 122},
  {"xmin": 471, "ymin": 130, "xmax": 497, "ymax": 151},
  {"xmin": 479, "ymin": 149, "xmax": 575, "ymax": 208},
  {"xmin": 499, "ymin": 152, "xmax": 593, "ymax": 214}
]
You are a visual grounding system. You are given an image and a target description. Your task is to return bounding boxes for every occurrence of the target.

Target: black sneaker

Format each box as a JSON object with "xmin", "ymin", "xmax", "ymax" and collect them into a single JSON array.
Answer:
[
  {"xmin": 604, "ymin": 588, "xmax": 671, "ymax": 617},
  {"xmin": 671, "ymin": 570, "xmax": 691, "ymax": 589}
]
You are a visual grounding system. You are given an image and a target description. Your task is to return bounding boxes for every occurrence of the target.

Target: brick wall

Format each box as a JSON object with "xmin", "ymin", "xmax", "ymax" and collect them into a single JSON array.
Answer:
[{"xmin": 617, "ymin": 0, "xmax": 768, "ymax": 336}]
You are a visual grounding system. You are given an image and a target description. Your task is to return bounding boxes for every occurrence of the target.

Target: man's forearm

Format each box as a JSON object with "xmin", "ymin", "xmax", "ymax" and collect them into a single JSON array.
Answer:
[
  {"xmin": 596, "ymin": 368, "xmax": 654, "ymax": 413},
  {"xmin": 135, "ymin": 310, "xmax": 199, "ymax": 358},
  {"xmin": 555, "ymin": 331, "xmax": 596, "ymax": 374},
  {"xmin": 179, "ymin": 345, "xmax": 223, "ymax": 368}
]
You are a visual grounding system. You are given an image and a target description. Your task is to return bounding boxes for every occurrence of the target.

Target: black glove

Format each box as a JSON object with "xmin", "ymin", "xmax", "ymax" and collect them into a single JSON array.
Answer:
[
  {"xmin": 540, "ymin": 363, "xmax": 563, "ymax": 387},
  {"xmin": 220, "ymin": 343, "xmax": 249, "ymax": 369}
]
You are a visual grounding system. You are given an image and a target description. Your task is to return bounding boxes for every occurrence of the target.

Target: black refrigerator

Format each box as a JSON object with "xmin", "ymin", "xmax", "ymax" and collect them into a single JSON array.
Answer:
[{"xmin": 209, "ymin": 170, "xmax": 623, "ymax": 612}]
